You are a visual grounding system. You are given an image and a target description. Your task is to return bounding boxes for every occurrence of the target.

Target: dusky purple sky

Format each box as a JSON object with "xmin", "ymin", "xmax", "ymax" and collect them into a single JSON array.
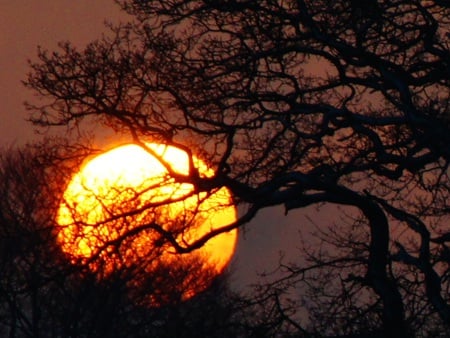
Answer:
[{"xmin": 0, "ymin": 1, "xmax": 127, "ymax": 145}]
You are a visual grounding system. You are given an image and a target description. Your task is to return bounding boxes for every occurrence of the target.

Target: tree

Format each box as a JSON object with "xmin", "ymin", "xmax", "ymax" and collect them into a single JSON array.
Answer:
[
  {"xmin": 24, "ymin": 0, "xmax": 450, "ymax": 336},
  {"xmin": 0, "ymin": 143, "xmax": 283, "ymax": 338}
]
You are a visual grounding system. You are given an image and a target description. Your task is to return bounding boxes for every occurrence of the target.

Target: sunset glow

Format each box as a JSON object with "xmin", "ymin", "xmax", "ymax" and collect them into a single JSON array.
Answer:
[{"xmin": 56, "ymin": 143, "xmax": 237, "ymax": 302}]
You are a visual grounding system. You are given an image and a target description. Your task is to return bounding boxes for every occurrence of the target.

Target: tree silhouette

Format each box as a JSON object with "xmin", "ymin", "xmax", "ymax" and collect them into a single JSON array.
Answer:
[
  {"xmin": 0, "ymin": 143, "xmax": 284, "ymax": 337},
  {"xmin": 24, "ymin": 0, "xmax": 450, "ymax": 336}
]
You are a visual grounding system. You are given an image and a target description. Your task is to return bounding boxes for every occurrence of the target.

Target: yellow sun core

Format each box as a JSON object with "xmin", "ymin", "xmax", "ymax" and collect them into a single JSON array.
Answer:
[{"xmin": 56, "ymin": 143, "xmax": 238, "ymax": 304}]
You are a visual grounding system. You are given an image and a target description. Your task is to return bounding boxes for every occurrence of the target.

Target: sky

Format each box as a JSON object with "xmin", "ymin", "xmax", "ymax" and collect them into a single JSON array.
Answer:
[
  {"xmin": 0, "ymin": 2, "xmax": 120, "ymax": 144},
  {"xmin": 0, "ymin": 0, "xmax": 318, "ymax": 291}
]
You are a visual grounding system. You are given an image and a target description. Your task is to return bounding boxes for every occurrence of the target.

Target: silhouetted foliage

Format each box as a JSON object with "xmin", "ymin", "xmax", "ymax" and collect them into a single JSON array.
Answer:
[
  {"xmin": 0, "ymin": 144, "xmax": 290, "ymax": 338},
  {"xmin": 24, "ymin": 0, "xmax": 450, "ymax": 337}
]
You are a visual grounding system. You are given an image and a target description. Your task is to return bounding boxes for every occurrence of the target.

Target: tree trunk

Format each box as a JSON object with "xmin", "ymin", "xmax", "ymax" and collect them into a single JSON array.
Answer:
[{"xmin": 359, "ymin": 198, "xmax": 410, "ymax": 338}]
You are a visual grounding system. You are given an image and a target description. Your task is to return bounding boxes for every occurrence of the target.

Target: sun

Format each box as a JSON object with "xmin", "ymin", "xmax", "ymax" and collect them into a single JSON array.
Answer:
[{"xmin": 56, "ymin": 143, "xmax": 237, "ymax": 304}]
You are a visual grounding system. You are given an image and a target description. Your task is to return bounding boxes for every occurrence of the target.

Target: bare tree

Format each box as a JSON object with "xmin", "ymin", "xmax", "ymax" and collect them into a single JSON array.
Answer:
[
  {"xmin": 24, "ymin": 0, "xmax": 450, "ymax": 336},
  {"xmin": 0, "ymin": 143, "xmax": 283, "ymax": 338},
  {"xmin": 0, "ymin": 140, "xmax": 87, "ymax": 337}
]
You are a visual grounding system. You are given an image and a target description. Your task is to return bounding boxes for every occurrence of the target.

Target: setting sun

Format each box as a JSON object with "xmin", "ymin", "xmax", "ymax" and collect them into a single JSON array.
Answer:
[{"xmin": 56, "ymin": 143, "xmax": 237, "ymax": 303}]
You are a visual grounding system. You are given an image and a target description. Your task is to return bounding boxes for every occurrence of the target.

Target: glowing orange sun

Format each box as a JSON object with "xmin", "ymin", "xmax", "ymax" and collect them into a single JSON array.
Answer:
[{"xmin": 56, "ymin": 143, "xmax": 237, "ymax": 304}]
